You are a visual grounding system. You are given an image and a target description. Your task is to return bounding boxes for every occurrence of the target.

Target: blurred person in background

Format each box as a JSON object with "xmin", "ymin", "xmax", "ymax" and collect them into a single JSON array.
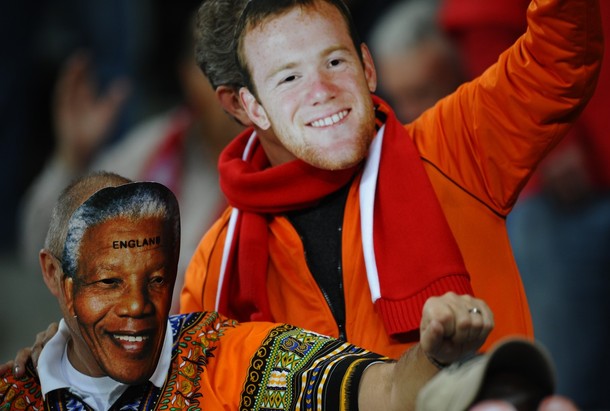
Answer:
[
  {"xmin": 1, "ymin": 0, "xmax": 152, "ymax": 256},
  {"xmin": 17, "ymin": 0, "xmax": 244, "ymax": 313},
  {"xmin": 0, "ymin": 0, "xmax": 176, "ymax": 359},
  {"xmin": 440, "ymin": 0, "xmax": 610, "ymax": 408},
  {"xmin": 368, "ymin": 0, "xmax": 466, "ymax": 124},
  {"xmin": 342, "ymin": 0, "xmax": 401, "ymax": 44}
]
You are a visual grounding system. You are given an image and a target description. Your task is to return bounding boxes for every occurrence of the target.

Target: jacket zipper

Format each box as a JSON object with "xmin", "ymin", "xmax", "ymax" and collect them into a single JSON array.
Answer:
[{"xmin": 301, "ymin": 225, "xmax": 348, "ymax": 341}]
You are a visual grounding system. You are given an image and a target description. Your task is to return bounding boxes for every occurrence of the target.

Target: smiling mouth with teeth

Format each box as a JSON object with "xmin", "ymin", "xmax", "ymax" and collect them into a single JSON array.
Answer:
[
  {"xmin": 310, "ymin": 109, "xmax": 349, "ymax": 128},
  {"xmin": 113, "ymin": 334, "xmax": 149, "ymax": 343}
]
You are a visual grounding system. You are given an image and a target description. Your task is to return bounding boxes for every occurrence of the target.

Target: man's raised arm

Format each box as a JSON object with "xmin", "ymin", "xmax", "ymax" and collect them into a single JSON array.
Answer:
[{"xmin": 410, "ymin": 0, "xmax": 604, "ymax": 214}]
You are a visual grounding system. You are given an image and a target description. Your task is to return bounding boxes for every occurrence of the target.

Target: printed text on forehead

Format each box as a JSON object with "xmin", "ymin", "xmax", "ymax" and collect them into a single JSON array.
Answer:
[{"xmin": 112, "ymin": 236, "xmax": 162, "ymax": 250}]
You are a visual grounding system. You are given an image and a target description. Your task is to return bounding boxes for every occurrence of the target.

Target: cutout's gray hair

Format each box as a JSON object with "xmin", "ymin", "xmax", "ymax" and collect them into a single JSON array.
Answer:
[{"xmin": 62, "ymin": 182, "xmax": 180, "ymax": 278}]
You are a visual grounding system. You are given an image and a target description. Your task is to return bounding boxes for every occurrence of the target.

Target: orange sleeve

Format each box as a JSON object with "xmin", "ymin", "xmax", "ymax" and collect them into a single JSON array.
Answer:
[
  {"xmin": 208, "ymin": 321, "xmax": 388, "ymax": 410},
  {"xmin": 407, "ymin": 0, "xmax": 604, "ymax": 215}
]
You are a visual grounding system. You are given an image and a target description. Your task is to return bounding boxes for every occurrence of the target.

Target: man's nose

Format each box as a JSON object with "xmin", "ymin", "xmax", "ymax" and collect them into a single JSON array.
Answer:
[
  {"xmin": 308, "ymin": 71, "xmax": 336, "ymax": 105},
  {"xmin": 117, "ymin": 282, "xmax": 153, "ymax": 317}
]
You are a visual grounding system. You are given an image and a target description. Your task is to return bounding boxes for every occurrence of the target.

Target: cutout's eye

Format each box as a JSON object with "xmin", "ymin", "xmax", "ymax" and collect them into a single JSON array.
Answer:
[
  {"xmin": 150, "ymin": 276, "xmax": 165, "ymax": 285},
  {"xmin": 281, "ymin": 75, "xmax": 297, "ymax": 84}
]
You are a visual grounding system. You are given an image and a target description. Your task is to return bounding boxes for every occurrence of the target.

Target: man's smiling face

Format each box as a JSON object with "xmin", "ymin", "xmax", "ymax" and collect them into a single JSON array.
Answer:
[
  {"xmin": 67, "ymin": 216, "xmax": 174, "ymax": 384},
  {"xmin": 239, "ymin": 1, "xmax": 378, "ymax": 170}
]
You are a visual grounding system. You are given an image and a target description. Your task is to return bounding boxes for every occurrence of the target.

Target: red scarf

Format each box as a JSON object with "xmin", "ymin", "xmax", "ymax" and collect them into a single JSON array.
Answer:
[{"xmin": 217, "ymin": 96, "xmax": 473, "ymax": 336}]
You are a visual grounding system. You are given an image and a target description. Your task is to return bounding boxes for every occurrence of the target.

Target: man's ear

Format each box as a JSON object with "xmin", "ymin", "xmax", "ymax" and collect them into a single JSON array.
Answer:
[
  {"xmin": 216, "ymin": 85, "xmax": 253, "ymax": 127},
  {"xmin": 61, "ymin": 274, "xmax": 76, "ymax": 317},
  {"xmin": 360, "ymin": 43, "xmax": 378, "ymax": 93},
  {"xmin": 40, "ymin": 249, "xmax": 63, "ymax": 298},
  {"xmin": 239, "ymin": 87, "xmax": 271, "ymax": 130}
]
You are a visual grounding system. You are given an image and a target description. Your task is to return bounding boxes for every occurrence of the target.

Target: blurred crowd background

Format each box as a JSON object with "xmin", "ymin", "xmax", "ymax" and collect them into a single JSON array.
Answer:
[
  {"xmin": 0, "ymin": 0, "xmax": 201, "ymax": 357},
  {"xmin": 1, "ymin": 0, "xmax": 609, "ymax": 409}
]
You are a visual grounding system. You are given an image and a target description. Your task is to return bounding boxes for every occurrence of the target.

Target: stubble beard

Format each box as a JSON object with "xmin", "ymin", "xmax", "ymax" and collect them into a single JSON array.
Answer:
[{"xmin": 281, "ymin": 106, "xmax": 377, "ymax": 171}]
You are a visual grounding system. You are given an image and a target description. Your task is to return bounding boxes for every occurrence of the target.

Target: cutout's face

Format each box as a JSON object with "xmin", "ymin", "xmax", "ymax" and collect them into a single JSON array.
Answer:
[
  {"xmin": 68, "ymin": 216, "xmax": 175, "ymax": 384},
  {"xmin": 240, "ymin": 1, "xmax": 377, "ymax": 169}
]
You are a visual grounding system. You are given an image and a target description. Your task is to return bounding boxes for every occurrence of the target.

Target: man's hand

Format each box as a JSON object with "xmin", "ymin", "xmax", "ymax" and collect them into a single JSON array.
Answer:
[
  {"xmin": 0, "ymin": 322, "xmax": 59, "ymax": 377},
  {"xmin": 359, "ymin": 293, "xmax": 494, "ymax": 411},
  {"xmin": 420, "ymin": 292, "xmax": 494, "ymax": 367},
  {"xmin": 53, "ymin": 52, "xmax": 130, "ymax": 170}
]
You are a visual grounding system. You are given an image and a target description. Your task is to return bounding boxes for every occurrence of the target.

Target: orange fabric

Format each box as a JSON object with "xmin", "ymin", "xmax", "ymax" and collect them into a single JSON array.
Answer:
[{"xmin": 181, "ymin": 0, "xmax": 603, "ymax": 359}]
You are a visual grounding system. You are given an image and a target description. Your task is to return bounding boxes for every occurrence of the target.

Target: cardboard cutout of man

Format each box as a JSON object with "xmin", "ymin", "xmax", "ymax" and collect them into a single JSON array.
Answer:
[{"xmin": 0, "ymin": 171, "xmax": 502, "ymax": 411}]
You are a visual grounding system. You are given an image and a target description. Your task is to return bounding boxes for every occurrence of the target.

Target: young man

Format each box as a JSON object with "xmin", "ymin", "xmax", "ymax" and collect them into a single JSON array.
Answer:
[
  {"xmin": 0, "ymin": 171, "xmax": 498, "ymax": 410},
  {"xmin": 181, "ymin": 0, "xmax": 603, "ymax": 359}
]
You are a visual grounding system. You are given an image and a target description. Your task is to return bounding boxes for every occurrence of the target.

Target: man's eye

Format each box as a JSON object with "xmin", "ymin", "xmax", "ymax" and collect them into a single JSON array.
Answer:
[
  {"xmin": 99, "ymin": 278, "xmax": 119, "ymax": 286},
  {"xmin": 150, "ymin": 276, "xmax": 165, "ymax": 285},
  {"xmin": 329, "ymin": 58, "xmax": 343, "ymax": 67},
  {"xmin": 282, "ymin": 75, "xmax": 297, "ymax": 83}
]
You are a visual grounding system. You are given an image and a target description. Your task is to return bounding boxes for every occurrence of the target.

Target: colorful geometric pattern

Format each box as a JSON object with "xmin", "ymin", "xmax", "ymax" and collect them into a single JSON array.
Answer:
[
  {"xmin": 239, "ymin": 325, "xmax": 386, "ymax": 411},
  {"xmin": 158, "ymin": 312, "xmax": 238, "ymax": 409},
  {"xmin": 0, "ymin": 370, "xmax": 43, "ymax": 411}
]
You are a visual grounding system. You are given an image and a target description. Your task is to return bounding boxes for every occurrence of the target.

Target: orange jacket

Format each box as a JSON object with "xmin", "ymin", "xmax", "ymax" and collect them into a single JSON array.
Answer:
[{"xmin": 181, "ymin": 0, "xmax": 603, "ymax": 359}]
